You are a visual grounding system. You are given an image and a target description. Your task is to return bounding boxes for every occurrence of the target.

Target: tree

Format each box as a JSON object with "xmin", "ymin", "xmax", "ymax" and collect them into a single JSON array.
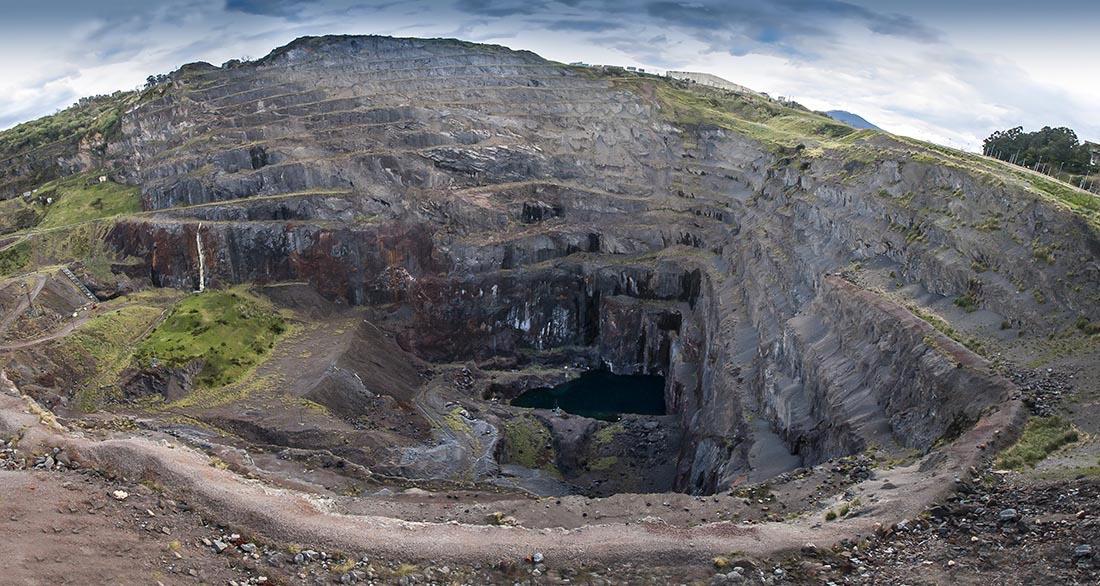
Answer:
[
  {"xmin": 983, "ymin": 125, "xmax": 1095, "ymax": 175},
  {"xmin": 144, "ymin": 73, "xmax": 170, "ymax": 88}
]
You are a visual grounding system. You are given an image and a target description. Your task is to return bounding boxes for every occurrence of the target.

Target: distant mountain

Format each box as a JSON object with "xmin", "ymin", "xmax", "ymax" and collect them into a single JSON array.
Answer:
[{"xmin": 825, "ymin": 110, "xmax": 883, "ymax": 131}]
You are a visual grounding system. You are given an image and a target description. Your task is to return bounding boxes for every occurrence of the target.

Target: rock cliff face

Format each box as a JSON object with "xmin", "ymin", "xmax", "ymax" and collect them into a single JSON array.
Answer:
[{"xmin": 9, "ymin": 35, "xmax": 1099, "ymax": 493}]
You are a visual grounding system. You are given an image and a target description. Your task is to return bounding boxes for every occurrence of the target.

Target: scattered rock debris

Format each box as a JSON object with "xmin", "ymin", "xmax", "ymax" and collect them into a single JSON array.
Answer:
[
  {"xmin": 1008, "ymin": 367, "xmax": 1075, "ymax": 417},
  {"xmin": 778, "ymin": 473, "xmax": 1100, "ymax": 585}
]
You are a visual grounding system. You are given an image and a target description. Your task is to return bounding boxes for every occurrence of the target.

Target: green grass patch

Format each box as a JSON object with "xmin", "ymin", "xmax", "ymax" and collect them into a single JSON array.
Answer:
[
  {"xmin": 64, "ymin": 304, "xmax": 167, "ymax": 411},
  {"xmin": 953, "ymin": 293, "xmax": 980, "ymax": 313},
  {"xmin": 586, "ymin": 455, "xmax": 619, "ymax": 471},
  {"xmin": 1021, "ymin": 173, "xmax": 1100, "ymax": 218},
  {"xmin": 441, "ymin": 406, "xmax": 474, "ymax": 435},
  {"xmin": 995, "ymin": 416, "xmax": 1079, "ymax": 469},
  {"xmin": 1031, "ymin": 239, "xmax": 1059, "ymax": 265},
  {"xmin": 610, "ymin": 77, "xmax": 856, "ymax": 151},
  {"xmin": 133, "ymin": 289, "xmax": 287, "ymax": 389},
  {"xmin": 592, "ymin": 421, "xmax": 626, "ymax": 446},
  {"xmin": 34, "ymin": 172, "xmax": 141, "ymax": 230},
  {"xmin": 1076, "ymin": 316, "xmax": 1100, "ymax": 336},
  {"xmin": 499, "ymin": 414, "xmax": 556, "ymax": 470},
  {"xmin": 0, "ymin": 240, "xmax": 32, "ymax": 277}
]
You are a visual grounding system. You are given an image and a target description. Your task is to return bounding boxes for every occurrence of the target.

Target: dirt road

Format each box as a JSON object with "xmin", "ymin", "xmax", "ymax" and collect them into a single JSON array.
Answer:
[{"xmin": 0, "ymin": 369, "xmax": 1026, "ymax": 571}]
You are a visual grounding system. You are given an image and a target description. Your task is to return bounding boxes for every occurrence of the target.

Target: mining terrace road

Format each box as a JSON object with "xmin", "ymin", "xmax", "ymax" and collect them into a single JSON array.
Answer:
[{"xmin": 0, "ymin": 369, "xmax": 1026, "ymax": 567}]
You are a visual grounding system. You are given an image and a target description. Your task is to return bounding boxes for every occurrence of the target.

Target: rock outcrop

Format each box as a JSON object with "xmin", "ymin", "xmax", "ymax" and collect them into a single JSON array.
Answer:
[{"xmin": 5, "ymin": 35, "xmax": 1098, "ymax": 493}]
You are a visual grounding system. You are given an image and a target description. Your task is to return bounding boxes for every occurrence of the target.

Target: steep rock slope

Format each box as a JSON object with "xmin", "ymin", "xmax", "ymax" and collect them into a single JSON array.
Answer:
[{"xmin": 3, "ymin": 35, "xmax": 1098, "ymax": 493}]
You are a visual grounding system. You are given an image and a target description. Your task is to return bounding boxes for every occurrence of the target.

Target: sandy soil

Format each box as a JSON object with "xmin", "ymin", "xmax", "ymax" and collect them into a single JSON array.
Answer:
[{"xmin": 0, "ymin": 469, "xmax": 252, "ymax": 586}]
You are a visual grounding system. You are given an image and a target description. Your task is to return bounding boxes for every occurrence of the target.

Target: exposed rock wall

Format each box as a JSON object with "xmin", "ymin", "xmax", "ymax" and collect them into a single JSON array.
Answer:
[
  {"xmin": 108, "ymin": 219, "xmax": 440, "ymax": 303},
  {"xmin": 12, "ymin": 35, "xmax": 1096, "ymax": 493},
  {"xmin": 760, "ymin": 276, "xmax": 1011, "ymax": 466}
]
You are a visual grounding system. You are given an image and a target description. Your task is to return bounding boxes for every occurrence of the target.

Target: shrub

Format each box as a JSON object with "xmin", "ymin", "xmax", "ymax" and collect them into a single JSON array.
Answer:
[
  {"xmin": 1076, "ymin": 316, "xmax": 1100, "ymax": 335},
  {"xmin": 995, "ymin": 416, "xmax": 1079, "ymax": 469},
  {"xmin": 954, "ymin": 294, "xmax": 979, "ymax": 313}
]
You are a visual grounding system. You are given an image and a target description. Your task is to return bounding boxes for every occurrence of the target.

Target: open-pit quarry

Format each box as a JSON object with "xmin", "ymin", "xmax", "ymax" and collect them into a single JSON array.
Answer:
[{"xmin": 0, "ymin": 36, "xmax": 1098, "ymax": 585}]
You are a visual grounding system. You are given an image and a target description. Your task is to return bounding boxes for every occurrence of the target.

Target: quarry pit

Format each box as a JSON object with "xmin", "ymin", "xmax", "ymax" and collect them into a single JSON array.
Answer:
[{"xmin": 0, "ymin": 35, "xmax": 1098, "ymax": 584}]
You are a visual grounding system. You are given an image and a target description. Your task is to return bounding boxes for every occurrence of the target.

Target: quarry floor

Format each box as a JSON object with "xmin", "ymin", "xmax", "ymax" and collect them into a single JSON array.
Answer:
[{"xmin": 0, "ymin": 274, "xmax": 1097, "ymax": 584}]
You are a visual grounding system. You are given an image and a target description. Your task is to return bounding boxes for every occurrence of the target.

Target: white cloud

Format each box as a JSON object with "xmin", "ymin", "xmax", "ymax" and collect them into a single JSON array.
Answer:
[{"xmin": 0, "ymin": 0, "xmax": 1096, "ymax": 149}]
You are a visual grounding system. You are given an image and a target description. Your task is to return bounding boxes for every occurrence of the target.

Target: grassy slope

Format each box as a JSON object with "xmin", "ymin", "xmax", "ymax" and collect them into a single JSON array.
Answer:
[
  {"xmin": 606, "ymin": 70, "xmax": 1099, "ymax": 230},
  {"xmin": 0, "ymin": 221, "xmax": 123, "ymax": 280},
  {"xmin": 891, "ymin": 135, "xmax": 1100, "ymax": 229},
  {"xmin": 0, "ymin": 93, "xmax": 131, "ymax": 157},
  {"xmin": 50, "ymin": 287, "xmax": 288, "ymax": 412},
  {"xmin": 995, "ymin": 416, "xmax": 1079, "ymax": 469},
  {"xmin": 499, "ymin": 414, "xmax": 557, "ymax": 471},
  {"xmin": 133, "ymin": 289, "xmax": 287, "ymax": 388},
  {"xmin": 34, "ymin": 172, "xmax": 141, "ymax": 229},
  {"xmin": 604, "ymin": 73, "xmax": 854, "ymax": 150},
  {"xmin": 0, "ymin": 171, "xmax": 141, "ymax": 237},
  {"xmin": 65, "ymin": 302, "xmax": 171, "ymax": 411},
  {"xmin": 53, "ymin": 286, "xmax": 291, "ymax": 411},
  {"xmin": 0, "ymin": 83, "xmax": 165, "ymax": 278}
]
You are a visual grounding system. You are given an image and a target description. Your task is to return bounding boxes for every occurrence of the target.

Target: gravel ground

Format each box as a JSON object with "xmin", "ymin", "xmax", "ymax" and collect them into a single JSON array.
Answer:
[{"xmin": 776, "ymin": 473, "xmax": 1100, "ymax": 586}]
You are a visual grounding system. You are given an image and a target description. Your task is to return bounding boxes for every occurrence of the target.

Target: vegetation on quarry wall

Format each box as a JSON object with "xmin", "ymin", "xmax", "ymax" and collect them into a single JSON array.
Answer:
[{"xmin": 133, "ymin": 289, "xmax": 287, "ymax": 388}]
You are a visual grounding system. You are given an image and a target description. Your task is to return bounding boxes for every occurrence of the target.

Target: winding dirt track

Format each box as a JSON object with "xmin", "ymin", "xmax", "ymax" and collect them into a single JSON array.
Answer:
[
  {"xmin": 0, "ymin": 317, "xmax": 91, "ymax": 351},
  {"xmin": 0, "ymin": 371, "xmax": 1025, "ymax": 566},
  {"xmin": 0, "ymin": 275, "xmax": 45, "ymax": 338}
]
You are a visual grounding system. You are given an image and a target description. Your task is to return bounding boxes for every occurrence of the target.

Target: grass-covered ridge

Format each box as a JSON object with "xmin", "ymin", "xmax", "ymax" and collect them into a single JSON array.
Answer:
[
  {"xmin": 0, "ymin": 93, "xmax": 131, "ymax": 157},
  {"xmin": 891, "ymin": 135, "xmax": 1100, "ymax": 230},
  {"xmin": 33, "ymin": 172, "xmax": 142, "ymax": 229},
  {"xmin": 603, "ymin": 73, "xmax": 855, "ymax": 151},
  {"xmin": 995, "ymin": 416, "xmax": 1079, "ymax": 469},
  {"xmin": 133, "ymin": 288, "xmax": 287, "ymax": 388},
  {"xmin": 607, "ymin": 71, "xmax": 1100, "ymax": 230}
]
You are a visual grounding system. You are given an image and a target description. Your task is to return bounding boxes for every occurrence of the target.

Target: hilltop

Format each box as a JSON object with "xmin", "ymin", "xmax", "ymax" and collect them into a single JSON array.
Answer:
[{"xmin": 825, "ymin": 109, "xmax": 883, "ymax": 131}]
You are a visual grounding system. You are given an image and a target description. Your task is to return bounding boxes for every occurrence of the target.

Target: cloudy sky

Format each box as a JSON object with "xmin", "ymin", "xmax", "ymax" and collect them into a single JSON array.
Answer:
[{"xmin": 1, "ymin": 0, "xmax": 1097, "ymax": 150}]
